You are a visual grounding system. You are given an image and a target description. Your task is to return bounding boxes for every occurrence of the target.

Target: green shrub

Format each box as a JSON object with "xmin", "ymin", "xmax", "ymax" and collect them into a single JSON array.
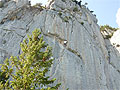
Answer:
[
  {"xmin": 0, "ymin": 1, "xmax": 4, "ymax": 8},
  {"xmin": 104, "ymin": 33, "xmax": 113, "ymax": 39},
  {"xmin": 90, "ymin": 11, "xmax": 94, "ymax": 13},
  {"xmin": 100, "ymin": 25, "xmax": 118, "ymax": 31},
  {"xmin": 0, "ymin": 29, "xmax": 61, "ymax": 90},
  {"xmin": 58, "ymin": 11, "xmax": 62, "ymax": 16},
  {"xmin": 80, "ymin": 22, "xmax": 84, "ymax": 25},
  {"xmin": 2, "ymin": 40, "xmax": 6, "ymax": 44},
  {"xmin": 63, "ymin": 16, "xmax": 69, "ymax": 22},
  {"xmin": 62, "ymin": 0, "xmax": 66, "ymax": 2},
  {"xmin": 32, "ymin": 3, "xmax": 45, "ymax": 9},
  {"xmin": 0, "ymin": 70, "xmax": 9, "ymax": 85},
  {"xmin": 73, "ymin": 7, "xmax": 78, "ymax": 12}
]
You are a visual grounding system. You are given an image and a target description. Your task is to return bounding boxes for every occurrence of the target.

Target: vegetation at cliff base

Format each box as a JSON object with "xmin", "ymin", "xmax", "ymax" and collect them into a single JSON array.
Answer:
[
  {"xmin": 0, "ymin": 29, "xmax": 61, "ymax": 90},
  {"xmin": 0, "ymin": 70, "xmax": 9, "ymax": 85}
]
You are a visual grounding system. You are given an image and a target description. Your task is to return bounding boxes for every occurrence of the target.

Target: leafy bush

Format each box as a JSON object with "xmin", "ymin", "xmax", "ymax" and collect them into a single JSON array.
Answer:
[
  {"xmin": 0, "ymin": 1, "xmax": 4, "ymax": 8},
  {"xmin": 80, "ymin": 22, "xmax": 84, "ymax": 25},
  {"xmin": 100, "ymin": 25, "xmax": 118, "ymax": 31},
  {"xmin": 104, "ymin": 33, "xmax": 113, "ymax": 39},
  {"xmin": 32, "ymin": 3, "xmax": 45, "ymax": 10},
  {"xmin": 0, "ymin": 70, "xmax": 9, "ymax": 85},
  {"xmin": 0, "ymin": 29, "xmax": 61, "ymax": 90},
  {"xmin": 63, "ymin": 16, "xmax": 69, "ymax": 22},
  {"xmin": 62, "ymin": 0, "xmax": 66, "ymax": 2},
  {"xmin": 58, "ymin": 11, "xmax": 62, "ymax": 16},
  {"xmin": 73, "ymin": 7, "xmax": 79, "ymax": 12}
]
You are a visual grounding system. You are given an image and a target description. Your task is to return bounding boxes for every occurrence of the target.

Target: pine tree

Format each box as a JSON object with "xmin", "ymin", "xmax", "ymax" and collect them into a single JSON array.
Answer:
[
  {"xmin": 0, "ymin": 29, "xmax": 61, "ymax": 90},
  {"xmin": 0, "ymin": 70, "xmax": 9, "ymax": 84}
]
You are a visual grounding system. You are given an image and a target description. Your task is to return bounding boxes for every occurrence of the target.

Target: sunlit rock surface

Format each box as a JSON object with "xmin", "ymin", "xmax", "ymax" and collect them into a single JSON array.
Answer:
[{"xmin": 0, "ymin": 0, "xmax": 120, "ymax": 90}]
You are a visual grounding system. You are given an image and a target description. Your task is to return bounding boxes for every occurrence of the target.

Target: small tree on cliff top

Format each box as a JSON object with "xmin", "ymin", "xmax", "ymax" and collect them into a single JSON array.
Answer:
[{"xmin": 0, "ymin": 29, "xmax": 60, "ymax": 90}]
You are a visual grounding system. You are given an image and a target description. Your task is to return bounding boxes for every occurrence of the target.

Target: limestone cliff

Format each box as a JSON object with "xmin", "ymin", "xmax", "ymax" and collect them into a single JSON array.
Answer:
[{"xmin": 0, "ymin": 0, "xmax": 120, "ymax": 90}]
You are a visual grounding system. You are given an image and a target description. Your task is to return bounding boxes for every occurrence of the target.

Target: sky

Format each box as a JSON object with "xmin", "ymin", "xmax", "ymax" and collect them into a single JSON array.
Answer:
[
  {"xmin": 116, "ymin": 8, "xmax": 120, "ymax": 27},
  {"xmin": 30, "ymin": 0, "xmax": 120, "ymax": 28}
]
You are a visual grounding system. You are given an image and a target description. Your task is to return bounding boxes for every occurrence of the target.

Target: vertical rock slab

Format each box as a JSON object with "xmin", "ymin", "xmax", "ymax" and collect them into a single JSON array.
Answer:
[{"xmin": 0, "ymin": 0, "xmax": 120, "ymax": 90}]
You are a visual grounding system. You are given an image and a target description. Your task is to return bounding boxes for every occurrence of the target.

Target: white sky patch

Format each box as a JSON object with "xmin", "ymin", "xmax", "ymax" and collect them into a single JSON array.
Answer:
[
  {"xmin": 116, "ymin": 8, "xmax": 120, "ymax": 28},
  {"xmin": 30, "ymin": 0, "xmax": 82, "ymax": 6},
  {"xmin": 30, "ymin": 0, "xmax": 48, "ymax": 6}
]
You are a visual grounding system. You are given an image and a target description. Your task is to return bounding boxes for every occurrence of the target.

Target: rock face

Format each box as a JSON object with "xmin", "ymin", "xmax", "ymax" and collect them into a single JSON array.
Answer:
[{"xmin": 0, "ymin": 0, "xmax": 120, "ymax": 90}]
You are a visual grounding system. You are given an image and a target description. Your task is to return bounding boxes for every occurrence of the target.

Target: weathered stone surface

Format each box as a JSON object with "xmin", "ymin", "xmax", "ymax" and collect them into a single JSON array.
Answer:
[{"xmin": 0, "ymin": 0, "xmax": 120, "ymax": 90}]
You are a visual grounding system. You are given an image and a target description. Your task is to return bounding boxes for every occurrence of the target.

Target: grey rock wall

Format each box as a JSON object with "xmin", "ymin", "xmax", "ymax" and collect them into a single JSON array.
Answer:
[{"xmin": 0, "ymin": 0, "xmax": 120, "ymax": 90}]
